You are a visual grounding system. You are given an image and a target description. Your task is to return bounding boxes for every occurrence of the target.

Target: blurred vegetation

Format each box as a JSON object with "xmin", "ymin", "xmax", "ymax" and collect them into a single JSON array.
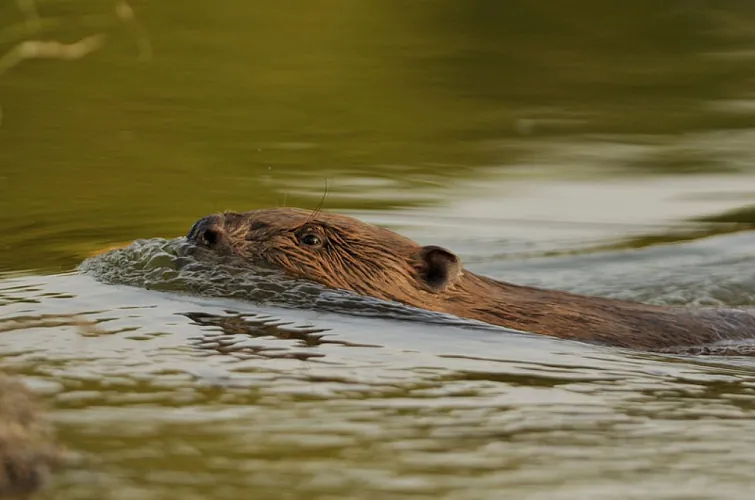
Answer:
[{"xmin": 3, "ymin": 1, "xmax": 755, "ymax": 271}]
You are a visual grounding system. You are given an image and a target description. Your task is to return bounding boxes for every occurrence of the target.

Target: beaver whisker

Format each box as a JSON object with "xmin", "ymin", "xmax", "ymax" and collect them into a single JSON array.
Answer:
[{"xmin": 306, "ymin": 178, "xmax": 330, "ymax": 225}]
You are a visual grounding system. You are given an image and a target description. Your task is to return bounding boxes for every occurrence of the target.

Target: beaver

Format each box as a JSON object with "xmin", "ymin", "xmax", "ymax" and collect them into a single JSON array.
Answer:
[{"xmin": 185, "ymin": 207, "xmax": 755, "ymax": 352}]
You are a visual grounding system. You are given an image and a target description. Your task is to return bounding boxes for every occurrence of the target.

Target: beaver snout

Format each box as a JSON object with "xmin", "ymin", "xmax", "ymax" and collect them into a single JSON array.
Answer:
[{"xmin": 187, "ymin": 215, "xmax": 225, "ymax": 248}]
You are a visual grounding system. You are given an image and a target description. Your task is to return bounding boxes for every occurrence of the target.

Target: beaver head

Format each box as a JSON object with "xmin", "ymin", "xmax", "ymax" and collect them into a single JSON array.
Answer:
[{"xmin": 186, "ymin": 208, "xmax": 462, "ymax": 304}]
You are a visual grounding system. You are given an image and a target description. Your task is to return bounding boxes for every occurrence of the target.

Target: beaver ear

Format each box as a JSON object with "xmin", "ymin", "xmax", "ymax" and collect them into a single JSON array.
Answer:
[{"xmin": 418, "ymin": 246, "xmax": 461, "ymax": 292}]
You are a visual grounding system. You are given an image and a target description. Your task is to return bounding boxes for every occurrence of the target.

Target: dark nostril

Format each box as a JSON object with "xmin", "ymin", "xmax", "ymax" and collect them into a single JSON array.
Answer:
[
  {"xmin": 202, "ymin": 228, "xmax": 220, "ymax": 246},
  {"xmin": 187, "ymin": 215, "xmax": 224, "ymax": 246}
]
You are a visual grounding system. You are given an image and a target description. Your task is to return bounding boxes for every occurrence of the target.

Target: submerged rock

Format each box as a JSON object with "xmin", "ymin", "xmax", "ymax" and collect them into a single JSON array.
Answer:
[{"xmin": 0, "ymin": 373, "xmax": 61, "ymax": 497}]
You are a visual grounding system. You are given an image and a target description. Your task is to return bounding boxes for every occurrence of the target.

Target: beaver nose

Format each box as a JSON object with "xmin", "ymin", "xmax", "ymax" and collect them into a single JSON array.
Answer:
[{"xmin": 187, "ymin": 215, "xmax": 224, "ymax": 247}]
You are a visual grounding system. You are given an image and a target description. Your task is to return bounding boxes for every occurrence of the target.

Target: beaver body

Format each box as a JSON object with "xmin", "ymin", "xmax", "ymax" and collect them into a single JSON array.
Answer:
[{"xmin": 186, "ymin": 208, "xmax": 755, "ymax": 352}]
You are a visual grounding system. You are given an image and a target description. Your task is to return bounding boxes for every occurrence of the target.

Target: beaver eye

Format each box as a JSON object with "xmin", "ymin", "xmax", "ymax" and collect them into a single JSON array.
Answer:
[{"xmin": 300, "ymin": 233, "xmax": 322, "ymax": 247}]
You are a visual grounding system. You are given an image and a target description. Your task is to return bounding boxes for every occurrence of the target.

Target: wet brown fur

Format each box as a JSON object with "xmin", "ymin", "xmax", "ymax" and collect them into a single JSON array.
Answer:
[{"xmin": 187, "ymin": 208, "xmax": 755, "ymax": 352}]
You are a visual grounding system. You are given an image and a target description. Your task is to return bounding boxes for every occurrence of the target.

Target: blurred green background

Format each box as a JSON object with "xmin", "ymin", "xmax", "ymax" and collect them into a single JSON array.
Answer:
[{"xmin": 3, "ymin": 0, "xmax": 755, "ymax": 271}]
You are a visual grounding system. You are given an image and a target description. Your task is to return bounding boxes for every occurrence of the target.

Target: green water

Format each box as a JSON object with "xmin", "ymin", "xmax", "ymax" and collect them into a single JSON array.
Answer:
[
  {"xmin": 2, "ymin": 0, "xmax": 755, "ymax": 271},
  {"xmin": 3, "ymin": 1, "xmax": 755, "ymax": 498}
]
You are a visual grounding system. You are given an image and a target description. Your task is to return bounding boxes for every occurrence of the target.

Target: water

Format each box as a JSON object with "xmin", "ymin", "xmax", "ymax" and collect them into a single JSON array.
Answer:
[{"xmin": 3, "ymin": 1, "xmax": 755, "ymax": 498}]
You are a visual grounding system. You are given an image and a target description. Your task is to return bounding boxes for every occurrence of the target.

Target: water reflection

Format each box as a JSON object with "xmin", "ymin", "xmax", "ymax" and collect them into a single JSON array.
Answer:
[{"xmin": 3, "ymin": 2, "xmax": 755, "ymax": 272}]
